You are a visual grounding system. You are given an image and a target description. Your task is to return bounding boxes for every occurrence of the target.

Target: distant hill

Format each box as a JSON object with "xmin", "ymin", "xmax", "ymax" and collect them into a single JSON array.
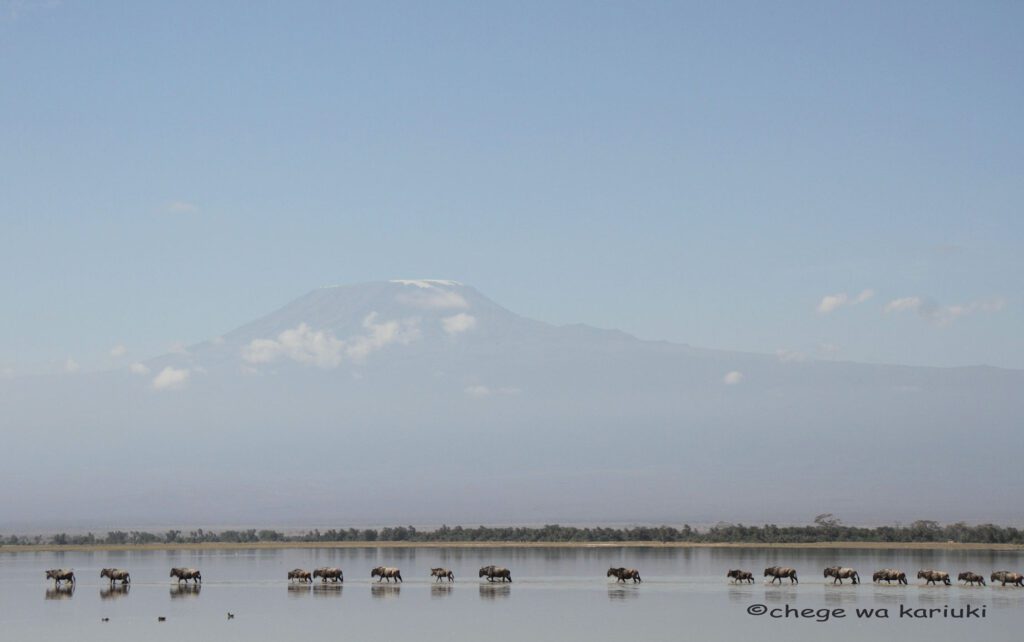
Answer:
[{"xmin": 2, "ymin": 280, "xmax": 1021, "ymax": 529}]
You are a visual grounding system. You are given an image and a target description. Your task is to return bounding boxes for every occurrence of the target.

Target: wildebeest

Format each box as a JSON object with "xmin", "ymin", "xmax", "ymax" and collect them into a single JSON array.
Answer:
[
  {"xmin": 45, "ymin": 569, "xmax": 75, "ymax": 586},
  {"xmin": 479, "ymin": 565, "xmax": 512, "ymax": 583},
  {"xmin": 872, "ymin": 569, "xmax": 907, "ymax": 585},
  {"xmin": 100, "ymin": 568, "xmax": 130, "ymax": 585},
  {"xmin": 170, "ymin": 567, "xmax": 202, "ymax": 583},
  {"xmin": 824, "ymin": 566, "xmax": 860, "ymax": 584},
  {"xmin": 371, "ymin": 566, "xmax": 403, "ymax": 583},
  {"xmin": 726, "ymin": 569, "xmax": 754, "ymax": 584},
  {"xmin": 288, "ymin": 568, "xmax": 313, "ymax": 583},
  {"xmin": 917, "ymin": 570, "xmax": 951, "ymax": 585},
  {"xmin": 431, "ymin": 567, "xmax": 455, "ymax": 582},
  {"xmin": 607, "ymin": 567, "xmax": 642, "ymax": 583},
  {"xmin": 764, "ymin": 566, "xmax": 798, "ymax": 584},
  {"xmin": 990, "ymin": 571, "xmax": 1024, "ymax": 587},
  {"xmin": 312, "ymin": 567, "xmax": 343, "ymax": 582},
  {"xmin": 957, "ymin": 571, "xmax": 985, "ymax": 586}
]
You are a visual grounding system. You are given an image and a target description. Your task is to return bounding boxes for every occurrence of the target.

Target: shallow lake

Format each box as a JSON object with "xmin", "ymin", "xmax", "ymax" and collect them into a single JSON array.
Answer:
[{"xmin": 2, "ymin": 546, "xmax": 1021, "ymax": 640}]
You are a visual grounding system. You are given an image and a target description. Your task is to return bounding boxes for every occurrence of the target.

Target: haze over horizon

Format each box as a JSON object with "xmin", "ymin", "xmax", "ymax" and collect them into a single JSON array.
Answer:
[{"xmin": 2, "ymin": 279, "xmax": 1021, "ymax": 530}]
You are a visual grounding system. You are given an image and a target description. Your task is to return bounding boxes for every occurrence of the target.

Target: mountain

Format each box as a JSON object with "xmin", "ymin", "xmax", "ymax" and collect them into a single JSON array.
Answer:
[{"xmin": 2, "ymin": 280, "xmax": 1022, "ymax": 529}]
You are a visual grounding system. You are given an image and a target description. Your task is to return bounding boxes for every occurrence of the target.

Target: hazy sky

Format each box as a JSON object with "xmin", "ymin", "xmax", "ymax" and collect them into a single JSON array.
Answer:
[{"xmin": 2, "ymin": 0, "xmax": 1021, "ymax": 373}]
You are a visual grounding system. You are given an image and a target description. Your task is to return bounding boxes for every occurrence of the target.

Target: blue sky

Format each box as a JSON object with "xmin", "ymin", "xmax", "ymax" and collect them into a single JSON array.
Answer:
[{"xmin": 1, "ymin": 0, "xmax": 1021, "ymax": 372}]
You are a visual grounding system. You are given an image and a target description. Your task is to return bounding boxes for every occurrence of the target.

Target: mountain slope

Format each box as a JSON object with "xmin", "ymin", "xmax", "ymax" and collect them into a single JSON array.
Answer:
[{"xmin": 1, "ymin": 280, "xmax": 1021, "ymax": 529}]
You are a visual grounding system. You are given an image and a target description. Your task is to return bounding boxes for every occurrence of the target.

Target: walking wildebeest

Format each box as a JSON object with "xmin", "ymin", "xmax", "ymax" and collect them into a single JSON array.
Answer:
[
  {"xmin": 312, "ymin": 567, "xmax": 343, "ymax": 582},
  {"xmin": 727, "ymin": 569, "xmax": 754, "ymax": 584},
  {"xmin": 917, "ymin": 570, "xmax": 951, "ymax": 585},
  {"xmin": 371, "ymin": 566, "xmax": 403, "ymax": 583},
  {"xmin": 606, "ymin": 567, "xmax": 642, "ymax": 583},
  {"xmin": 479, "ymin": 565, "xmax": 512, "ymax": 582},
  {"xmin": 957, "ymin": 571, "xmax": 985, "ymax": 586},
  {"xmin": 100, "ymin": 568, "xmax": 130, "ymax": 585},
  {"xmin": 824, "ymin": 566, "xmax": 860, "ymax": 584},
  {"xmin": 45, "ymin": 569, "xmax": 75, "ymax": 586},
  {"xmin": 170, "ymin": 567, "xmax": 201, "ymax": 583},
  {"xmin": 288, "ymin": 568, "xmax": 313, "ymax": 583},
  {"xmin": 872, "ymin": 569, "xmax": 907, "ymax": 585},
  {"xmin": 764, "ymin": 566, "xmax": 798, "ymax": 584},
  {"xmin": 991, "ymin": 571, "xmax": 1024, "ymax": 587},
  {"xmin": 431, "ymin": 567, "xmax": 455, "ymax": 582}
]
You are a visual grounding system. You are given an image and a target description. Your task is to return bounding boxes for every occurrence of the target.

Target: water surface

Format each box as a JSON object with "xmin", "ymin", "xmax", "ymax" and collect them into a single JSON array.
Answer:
[{"xmin": 2, "ymin": 546, "xmax": 1021, "ymax": 640}]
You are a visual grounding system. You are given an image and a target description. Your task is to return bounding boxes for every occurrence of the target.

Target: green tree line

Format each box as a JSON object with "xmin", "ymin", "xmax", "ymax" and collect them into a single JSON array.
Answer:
[{"xmin": 4, "ymin": 517, "xmax": 1024, "ymax": 546}]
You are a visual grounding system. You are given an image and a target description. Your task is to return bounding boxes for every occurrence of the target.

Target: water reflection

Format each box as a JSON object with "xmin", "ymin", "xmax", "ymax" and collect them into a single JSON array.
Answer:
[
  {"xmin": 100, "ymin": 584, "xmax": 130, "ymax": 600},
  {"xmin": 371, "ymin": 584, "xmax": 400, "ymax": 599},
  {"xmin": 287, "ymin": 584, "xmax": 311, "ymax": 598},
  {"xmin": 763, "ymin": 586, "xmax": 798, "ymax": 603},
  {"xmin": 726, "ymin": 586, "xmax": 754, "ymax": 603},
  {"xmin": 479, "ymin": 584, "xmax": 511, "ymax": 600},
  {"xmin": 607, "ymin": 586, "xmax": 640, "ymax": 601},
  {"xmin": 45, "ymin": 586, "xmax": 74, "ymax": 600},
  {"xmin": 430, "ymin": 584, "xmax": 454, "ymax": 599},
  {"xmin": 170, "ymin": 583, "xmax": 201, "ymax": 599},
  {"xmin": 313, "ymin": 584, "xmax": 343, "ymax": 598}
]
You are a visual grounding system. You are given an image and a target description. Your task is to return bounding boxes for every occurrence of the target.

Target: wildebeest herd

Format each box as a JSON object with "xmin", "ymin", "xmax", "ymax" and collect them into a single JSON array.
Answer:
[{"xmin": 43, "ymin": 566, "xmax": 1024, "ymax": 588}]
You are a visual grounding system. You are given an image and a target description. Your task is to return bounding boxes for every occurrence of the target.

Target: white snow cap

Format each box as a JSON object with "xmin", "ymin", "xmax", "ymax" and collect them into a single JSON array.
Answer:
[{"xmin": 390, "ymin": 279, "xmax": 463, "ymax": 288}]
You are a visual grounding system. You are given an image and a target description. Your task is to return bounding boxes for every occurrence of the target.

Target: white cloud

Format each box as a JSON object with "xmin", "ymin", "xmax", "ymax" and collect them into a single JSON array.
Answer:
[
  {"xmin": 129, "ymin": 362, "xmax": 151, "ymax": 375},
  {"xmin": 242, "ymin": 313, "xmax": 420, "ymax": 369},
  {"xmin": 884, "ymin": 296, "xmax": 1005, "ymax": 325},
  {"xmin": 464, "ymin": 385, "xmax": 521, "ymax": 398},
  {"xmin": 441, "ymin": 313, "xmax": 477, "ymax": 335},
  {"xmin": 109, "ymin": 344, "xmax": 128, "ymax": 358},
  {"xmin": 775, "ymin": 349, "xmax": 806, "ymax": 363},
  {"xmin": 152, "ymin": 366, "xmax": 189, "ymax": 390},
  {"xmin": 165, "ymin": 201, "xmax": 198, "ymax": 213},
  {"xmin": 167, "ymin": 342, "xmax": 190, "ymax": 355},
  {"xmin": 817, "ymin": 289, "xmax": 875, "ymax": 314},
  {"xmin": 64, "ymin": 358, "xmax": 80, "ymax": 373},
  {"xmin": 817, "ymin": 343, "xmax": 840, "ymax": 359},
  {"xmin": 211, "ymin": 336, "xmax": 225, "ymax": 346},
  {"xmin": 722, "ymin": 371, "xmax": 744, "ymax": 385}
]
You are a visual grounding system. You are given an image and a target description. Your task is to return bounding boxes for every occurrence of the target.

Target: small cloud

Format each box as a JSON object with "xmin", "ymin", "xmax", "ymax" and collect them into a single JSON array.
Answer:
[
  {"xmin": 211, "ymin": 336, "xmax": 225, "ymax": 346},
  {"xmin": 152, "ymin": 366, "xmax": 189, "ymax": 390},
  {"xmin": 775, "ymin": 349, "xmax": 806, "ymax": 363},
  {"xmin": 240, "ymin": 365, "xmax": 260, "ymax": 376},
  {"xmin": 464, "ymin": 384, "xmax": 520, "ymax": 398},
  {"xmin": 109, "ymin": 344, "xmax": 128, "ymax": 358},
  {"xmin": 817, "ymin": 343, "xmax": 840, "ymax": 359},
  {"xmin": 884, "ymin": 296, "xmax": 1005, "ymax": 325},
  {"xmin": 722, "ymin": 371, "xmax": 744, "ymax": 385},
  {"xmin": 242, "ymin": 314, "xmax": 420, "ymax": 369},
  {"xmin": 129, "ymin": 362, "xmax": 151, "ymax": 375},
  {"xmin": 442, "ymin": 313, "xmax": 477, "ymax": 335},
  {"xmin": 167, "ymin": 342, "xmax": 190, "ymax": 355},
  {"xmin": 64, "ymin": 357, "xmax": 80, "ymax": 373},
  {"xmin": 817, "ymin": 289, "xmax": 875, "ymax": 314},
  {"xmin": 1, "ymin": 366, "xmax": 14, "ymax": 379},
  {"xmin": 165, "ymin": 201, "xmax": 198, "ymax": 213}
]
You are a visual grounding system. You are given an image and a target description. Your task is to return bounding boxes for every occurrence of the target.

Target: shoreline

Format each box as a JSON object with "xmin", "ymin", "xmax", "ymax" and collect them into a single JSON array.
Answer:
[{"xmin": 3, "ymin": 541, "xmax": 1022, "ymax": 553}]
